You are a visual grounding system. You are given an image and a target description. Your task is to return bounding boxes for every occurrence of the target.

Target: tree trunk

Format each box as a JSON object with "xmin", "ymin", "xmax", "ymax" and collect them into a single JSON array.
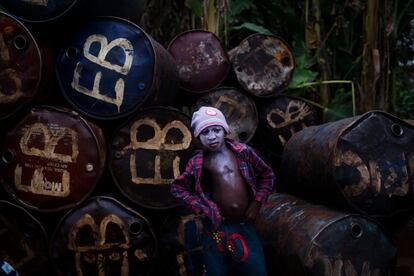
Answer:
[{"xmin": 360, "ymin": 0, "xmax": 394, "ymax": 112}]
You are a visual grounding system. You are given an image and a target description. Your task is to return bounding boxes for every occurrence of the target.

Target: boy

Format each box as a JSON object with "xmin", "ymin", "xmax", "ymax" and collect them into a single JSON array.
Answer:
[{"xmin": 171, "ymin": 106, "xmax": 275, "ymax": 275}]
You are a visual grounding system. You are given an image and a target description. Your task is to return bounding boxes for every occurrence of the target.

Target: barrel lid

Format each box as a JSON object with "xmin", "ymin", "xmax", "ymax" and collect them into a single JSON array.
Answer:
[
  {"xmin": 56, "ymin": 16, "xmax": 155, "ymax": 120},
  {"xmin": 0, "ymin": 106, "xmax": 105, "ymax": 212},
  {"xmin": 0, "ymin": 200, "xmax": 48, "ymax": 275},
  {"xmin": 50, "ymin": 196, "xmax": 157, "ymax": 275},
  {"xmin": 195, "ymin": 87, "xmax": 258, "ymax": 143},
  {"xmin": 258, "ymin": 96, "xmax": 318, "ymax": 155},
  {"xmin": 333, "ymin": 111, "xmax": 414, "ymax": 217},
  {"xmin": 109, "ymin": 107, "xmax": 197, "ymax": 209},
  {"xmin": 229, "ymin": 34, "xmax": 295, "ymax": 97},
  {"xmin": 0, "ymin": 0, "xmax": 77, "ymax": 23},
  {"xmin": 0, "ymin": 11, "xmax": 42, "ymax": 120},
  {"xmin": 168, "ymin": 30, "xmax": 230, "ymax": 93}
]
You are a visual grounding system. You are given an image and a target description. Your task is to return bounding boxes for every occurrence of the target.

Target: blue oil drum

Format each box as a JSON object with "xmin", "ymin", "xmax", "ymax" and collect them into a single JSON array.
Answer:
[{"xmin": 56, "ymin": 17, "xmax": 178, "ymax": 120}]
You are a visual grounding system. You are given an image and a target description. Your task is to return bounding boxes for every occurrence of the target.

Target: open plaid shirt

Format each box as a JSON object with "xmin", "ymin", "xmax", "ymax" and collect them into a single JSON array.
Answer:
[{"xmin": 171, "ymin": 139, "xmax": 275, "ymax": 229}]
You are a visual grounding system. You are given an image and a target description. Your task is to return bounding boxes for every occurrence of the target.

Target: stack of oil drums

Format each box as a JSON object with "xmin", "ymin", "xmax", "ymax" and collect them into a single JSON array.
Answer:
[{"xmin": 0, "ymin": 2, "xmax": 410, "ymax": 276}]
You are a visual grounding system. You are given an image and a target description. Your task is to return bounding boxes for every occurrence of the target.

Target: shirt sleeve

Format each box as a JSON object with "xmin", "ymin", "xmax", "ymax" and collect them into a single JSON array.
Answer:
[
  {"xmin": 246, "ymin": 146, "xmax": 275, "ymax": 204},
  {"xmin": 170, "ymin": 157, "xmax": 204, "ymax": 214}
]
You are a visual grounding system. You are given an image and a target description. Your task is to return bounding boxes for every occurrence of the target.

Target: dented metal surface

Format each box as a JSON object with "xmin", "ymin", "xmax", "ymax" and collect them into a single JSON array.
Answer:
[
  {"xmin": 159, "ymin": 212, "xmax": 204, "ymax": 276},
  {"xmin": 0, "ymin": 106, "xmax": 106, "ymax": 211},
  {"xmin": 0, "ymin": 200, "xmax": 49, "ymax": 275},
  {"xmin": 229, "ymin": 34, "xmax": 295, "ymax": 97},
  {"xmin": 195, "ymin": 87, "xmax": 258, "ymax": 143},
  {"xmin": 50, "ymin": 196, "xmax": 157, "ymax": 276},
  {"xmin": 57, "ymin": 17, "xmax": 178, "ymax": 120},
  {"xmin": 168, "ymin": 30, "xmax": 230, "ymax": 93},
  {"xmin": 256, "ymin": 193, "xmax": 396, "ymax": 276},
  {"xmin": 109, "ymin": 107, "xmax": 197, "ymax": 209},
  {"xmin": 280, "ymin": 111, "xmax": 414, "ymax": 217},
  {"xmin": 258, "ymin": 96, "xmax": 319, "ymax": 155},
  {"xmin": 0, "ymin": 12, "xmax": 42, "ymax": 120}
]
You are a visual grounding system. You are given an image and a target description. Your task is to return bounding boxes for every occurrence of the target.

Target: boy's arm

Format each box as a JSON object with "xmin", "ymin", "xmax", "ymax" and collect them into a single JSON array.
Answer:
[
  {"xmin": 170, "ymin": 158, "xmax": 204, "ymax": 214},
  {"xmin": 247, "ymin": 146, "xmax": 275, "ymax": 204}
]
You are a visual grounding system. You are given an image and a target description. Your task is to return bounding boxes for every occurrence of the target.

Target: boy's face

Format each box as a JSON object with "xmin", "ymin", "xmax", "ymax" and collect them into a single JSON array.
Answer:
[{"xmin": 198, "ymin": 125, "xmax": 226, "ymax": 151}]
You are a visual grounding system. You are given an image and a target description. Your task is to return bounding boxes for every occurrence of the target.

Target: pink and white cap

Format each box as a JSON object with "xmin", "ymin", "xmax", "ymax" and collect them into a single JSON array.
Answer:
[{"xmin": 191, "ymin": 106, "xmax": 230, "ymax": 137}]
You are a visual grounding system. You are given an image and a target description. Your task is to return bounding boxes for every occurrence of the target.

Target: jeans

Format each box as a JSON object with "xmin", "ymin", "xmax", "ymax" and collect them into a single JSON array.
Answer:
[{"xmin": 201, "ymin": 220, "xmax": 267, "ymax": 276}]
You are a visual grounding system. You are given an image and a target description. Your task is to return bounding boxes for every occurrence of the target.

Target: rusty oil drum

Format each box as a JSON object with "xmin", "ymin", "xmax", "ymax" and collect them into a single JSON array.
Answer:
[
  {"xmin": 168, "ymin": 30, "xmax": 230, "ymax": 93},
  {"xmin": 229, "ymin": 34, "xmax": 295, "ymax": 97},
  {"xmin": 109, "ymin": 107, "xmax": 197, "ymax": 209},
  {"xmin": 0, "ymin": 0, "xmax": 145, "ymax": 24},
  {"xmin": 0, "ymin": 200, "xmax": 49, "ymax": 275},
  {"xmin": 195, "ymin": 87, "xmax": 258, "ymax": 143},
  {"xmin": 0, "ymin": 106, "xmax": 106, "ymax": 212},
  {"xmin": 256, "ymin": 193, "xmax": 396, "ymax": 276},
  {"xmin": 0, "ymin": 11, "xmax": 42, "ymax": 120},
  {"xmin": 280, "ymin": 111, "xmax": 414, "ymax": 217},
  {"xmin": 50, "ymin": 196, "xmax": 157, "ymax": 275},
  {"xmin": 159, "ymin": 211, "xmax": 204, "ymax": 275},
  {"xmin": 258, "ymin": 96, "xmax": 319, "ymax": 155},
  {"xmin": 56, "ymin": 17, "xmax": 178, "ymax": 120},
  {"xmin": 390, "ymin": 215, "xmax": 414, "ymax": 275}
]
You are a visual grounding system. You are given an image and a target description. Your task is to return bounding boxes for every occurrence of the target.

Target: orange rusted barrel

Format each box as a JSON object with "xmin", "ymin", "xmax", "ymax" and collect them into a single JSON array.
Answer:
[
  {"xmin": 0, "ymin": 106, "xmax": 106, "ymax": 212},
  {"xmin": 168, "ymin": 30, "xmax": 231, "ymax": 93},
  {"xmin": 195, "ymin": 87, "xmax": 258, "ymax": 143},
  {"xmin": 229, "ymin": 34, "xmax": 295, "ymax": 97},
  {"xmin": 0, "ymin": 200, "xmax": 49, "ymax": 275},
  {"xmin": 0, "ymin": 11, "xmax": 42, "ymax": 120},
  {"xmin": 56, "ymin": 16, "xmax": 178, "ymax": 120},
  {"xmin": 256, "ymin": 193, "xmax": 396, "ymax": 276},
  {"xmin": 108, "ymin": 107, "xmax": 198, "ymax": 209},
  {"xmin": 50, "ymin": 196, "xmax": 157, "ymax": 275},
  {"xmin": 158, "ymin": 211, "xmax": 204, "ymax": 276},
  {"xmin": 280, "ymin": 111, "xmax": 414, "ymax": 217},
  {"xmin": 258, "ymin": 96, "xmax": 319, "ymax": 155}
]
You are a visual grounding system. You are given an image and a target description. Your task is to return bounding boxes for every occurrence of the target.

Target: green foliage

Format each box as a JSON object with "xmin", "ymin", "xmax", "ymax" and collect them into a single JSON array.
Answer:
[
  {"xmin": 394, "ymin": 79, "xmax": 414, "ymax": 119},
  {"xmin": 185, "ymin": 0, "xmax": 203, "ymax": 17},
  {"xmin": 231, "ymin": 23, "xmax": 272, "ymax": 35}
]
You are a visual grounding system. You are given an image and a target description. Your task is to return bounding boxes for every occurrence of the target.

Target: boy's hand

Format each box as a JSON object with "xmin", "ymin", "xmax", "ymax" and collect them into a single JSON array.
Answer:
[{"xmin": 245, "ymin": 201, "xmax": 261, "ymax": 222}]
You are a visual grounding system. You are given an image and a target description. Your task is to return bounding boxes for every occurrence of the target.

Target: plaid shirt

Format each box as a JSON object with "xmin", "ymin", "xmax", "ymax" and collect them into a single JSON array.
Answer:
[{"xmin": 171, "ymin": 139, "xmax": 275, "ymax": 229}]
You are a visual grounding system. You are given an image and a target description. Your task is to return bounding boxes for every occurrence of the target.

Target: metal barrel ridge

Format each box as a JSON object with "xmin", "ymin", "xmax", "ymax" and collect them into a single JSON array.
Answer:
[
  {"xmin": 0, "ymin": 0, "xmax": 145, "ymax": 24},
  {"xmin": 229, "ymin": 34, "xmax": 295, "ymax": 97},
  {"xmin": 158, "ymin": 212, "xmax": 204, "ymax": 275},
  {"xmin": 0, "ymin": 200, "xmax": 49, "ymax": 275},
  {"xmin": 50, "ymin": 196, "xmax": 157, "ymax": 276},
  {"xmin": 195, "ymin": 87, "xmax": 258, "ymax": 143},
  {"xmin": 256, "ymin": 193, "xmax": 396, "ymax": 276},
  {"xmin": 109, "ymin": 107, "xmax": 197, "ymax": 209},
  {"xmin": 258, "ymin": 96, "xmax": 319, "ymax": 156},
  {"xmin": 56, "ymin": 16, "xmax": 178, "ymax": 120},
  {"xmin": 280, "ymin": 111, "xmax": 414, "ymax": 217},
  {"xmin": 0, "ymin": 11, "xmax": 42, "ymax": 120},
  {"xmin": 0, "ymin": 106, "xmax": 106, "ymax": 212},
  {"xmin": 167, "ymin": 30, "xmax": 231, "ymax": 93}
]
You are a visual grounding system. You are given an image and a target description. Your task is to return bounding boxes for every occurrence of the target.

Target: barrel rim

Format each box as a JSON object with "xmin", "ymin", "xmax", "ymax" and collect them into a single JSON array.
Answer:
[
  {"xmin": 167, "ymin": 29, "xmax": 231, "ymax": 93},
  {"xmin": 55, "ymin": 16, "xmax": 159, "ymax": 120},
  {"xmin": 108, "ymin": 105, "xmax": 192, "ymax": 209},
  {"xmin": 0, "ymin": 105, "xmax": 105, "ymax": 212},
  {"xmin": 0, "ymin": 11, "xmax": 43, "ymax": 120}
]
